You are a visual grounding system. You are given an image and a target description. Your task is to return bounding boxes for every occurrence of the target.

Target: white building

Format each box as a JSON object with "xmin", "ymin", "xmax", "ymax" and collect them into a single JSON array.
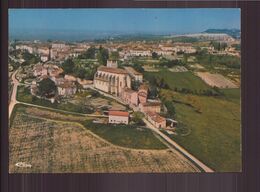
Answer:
[
  {"xmin": 108, "ymin": 111, "xmax": 129, "ymax": 125},
  {"xmin": 129, "ymin": 50, "xmax": 152, "ymax": 57},
  {"xmin": 52, "ymin": 43, "xmax": 67, "ymax": 49},
  {"xmin": 40, "ymin": 55, "xmax": 49, "ymax": 62},
  {"xmin": 16, "ymin": 45, "xmax": 34, "ymax": 54}
]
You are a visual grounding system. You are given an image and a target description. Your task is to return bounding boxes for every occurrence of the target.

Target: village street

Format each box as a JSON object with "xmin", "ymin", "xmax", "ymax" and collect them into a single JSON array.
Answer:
[{"xmin": 9, "ymin": 70, "xmax": 19, "ymax": 118}]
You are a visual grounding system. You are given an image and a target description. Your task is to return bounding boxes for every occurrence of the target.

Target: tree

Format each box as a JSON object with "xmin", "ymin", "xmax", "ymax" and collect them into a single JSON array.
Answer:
[
  {"xmin": 117, "ymin": 47, "xmax": 123, "ymax": 52},
  {"xmin": 62, "ymin": 58, "xmax": 75, "ymax": 74},
  {"xmin": 132, "ymin": 112, "xmax": 145, "ymax": 126},
  {"xmin": 22, "ymin": 51, "xmax": 41, "ymax": 65},
  {"xmin": 78, "ymin": 46, "xmax": 96, "ymax": 59},
  {"xmin": 97, "ymin": 46, "xmax": 109, "ymax": 65},
  {"xmin": 131, "ymin": 80, "xmax": 141, "ymax": 91},
  {"xmin": 109, "ymin": 51, "xmax": 119, "ymax": 60},
  {"xmin": 133, "ymin": 63, "xmax": 144, "ymax": 73},
  {"xmin": 164, "ymin": 101, "xmax": 176, "ymax": 118},
  {"xmin": 152, "ymin": 52, "xmax": 158, "ymax": 59},
  {"xmin": 74, "ymin": 67, "xmax": 87, "ymax": 79},
  {"xmin": 38, "ymin": 78, "xmax": 57, "ymax": 98},
  {"xmin": 148, "ymin": 86, "xmax": 158, "ymax": 99}
]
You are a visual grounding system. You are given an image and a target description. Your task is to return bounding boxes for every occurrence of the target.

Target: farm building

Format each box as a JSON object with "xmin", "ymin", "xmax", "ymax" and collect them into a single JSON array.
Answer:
[
  {"xmin": 139, "ymin": 101, "xmax": 161, "ymax": 113},
  {"xmin": 146, "ymin": 112, "xmax": 166, "ymax": 129},
  {"xmin": 108, "ymin": 111, "xmax": 129, "ymax": 125},
  {"xmin": 121, "ymin": 88, "xmax": 139, "ymax": 106}
]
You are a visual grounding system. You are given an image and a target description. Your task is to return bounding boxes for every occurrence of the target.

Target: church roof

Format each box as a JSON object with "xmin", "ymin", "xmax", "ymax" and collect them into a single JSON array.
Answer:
[{"xmin": 97, "ymin": 66, "xmax": 128, "ymax": 74}]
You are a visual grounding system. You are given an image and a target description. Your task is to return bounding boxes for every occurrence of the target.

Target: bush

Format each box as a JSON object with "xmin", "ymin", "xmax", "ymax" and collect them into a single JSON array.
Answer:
[{"xmin": 132, "ymin": 112, "xmax": 145, "ymax": 126}]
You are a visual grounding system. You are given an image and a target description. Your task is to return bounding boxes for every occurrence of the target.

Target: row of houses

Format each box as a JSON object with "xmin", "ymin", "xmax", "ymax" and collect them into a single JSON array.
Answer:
[{"xmin": 32, "ymin": 63, "xmax": 92, "ymax": 97}]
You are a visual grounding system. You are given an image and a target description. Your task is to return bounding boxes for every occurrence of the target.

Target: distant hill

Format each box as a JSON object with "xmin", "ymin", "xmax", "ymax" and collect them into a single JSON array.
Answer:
[{"xmin": 203, "ymin": 29, "xmax": 240, "ymax": 39}]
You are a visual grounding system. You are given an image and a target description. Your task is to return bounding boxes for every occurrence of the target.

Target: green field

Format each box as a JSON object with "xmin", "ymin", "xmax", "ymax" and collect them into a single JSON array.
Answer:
[
  {"xmin": 221, "ymin": 88, "xmax": 241, "ymax": 104},
  {"xmin": 83, "ymin": 121, "xmax": 167, "ymax": 150},
  {"xmin": 144, "ymin": 70, "xmax": 210, "ymax": 91},
  {"xmin": 160, "ymin": 89, "xmax": 241, "ymax": 172}
]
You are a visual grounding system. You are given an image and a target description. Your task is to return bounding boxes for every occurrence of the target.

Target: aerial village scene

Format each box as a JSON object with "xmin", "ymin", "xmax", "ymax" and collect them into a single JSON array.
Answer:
[{"xmin": 8, "ymin": 9, "xmax": 241, "ymax": 173}]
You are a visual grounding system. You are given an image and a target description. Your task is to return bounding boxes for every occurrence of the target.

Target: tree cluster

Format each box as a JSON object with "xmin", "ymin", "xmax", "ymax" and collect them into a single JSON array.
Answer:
[{"xmin": 38, "ymin": 78, "xmax": 57, "ymax": 98}]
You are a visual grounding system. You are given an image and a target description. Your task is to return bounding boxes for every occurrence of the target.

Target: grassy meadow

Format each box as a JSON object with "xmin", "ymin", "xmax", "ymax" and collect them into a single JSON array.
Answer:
[
  {"xmin": 144, "ymin": 69, "xmax": 210, "ymax": 91},
  {"xmin": 160, "ymin": 89, "xmax": 241, "ymax": 172}
]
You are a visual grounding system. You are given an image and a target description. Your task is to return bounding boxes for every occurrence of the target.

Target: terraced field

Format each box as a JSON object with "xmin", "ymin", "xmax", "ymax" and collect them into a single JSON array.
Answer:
[{"xmin": 9, "ymin": 105, "xmax": 199, "ymax": 173}]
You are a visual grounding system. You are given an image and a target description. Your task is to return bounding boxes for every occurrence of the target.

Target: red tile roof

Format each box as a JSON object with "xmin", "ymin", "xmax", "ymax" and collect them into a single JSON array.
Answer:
[
  {"xmin": 142, "ymin": 102, "xmax": 161, "ymax": 107},
  {"xmin": 108, "ymin": 111, "xmax": 129, "ymax": 117},
  {"xmin": 146, "ymin": 112, "xmax": 166, "ymax": 123}
]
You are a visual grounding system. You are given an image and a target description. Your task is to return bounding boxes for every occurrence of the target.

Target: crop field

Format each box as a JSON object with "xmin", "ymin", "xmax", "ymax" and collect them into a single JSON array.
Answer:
[
  {"xmin": 160, "ymin": 89, "xmax": 241, "ymax": 172},
  {"xmin": 144, "ymin": 70, "xmax": 210, "ymax": 91},
  {"xmin": 9, "ymin": 105, "xmax": 199, "ymax": 173},
  {"xmin": 196, "ymin": 72, "xmax": 238, "ymax": 88}
]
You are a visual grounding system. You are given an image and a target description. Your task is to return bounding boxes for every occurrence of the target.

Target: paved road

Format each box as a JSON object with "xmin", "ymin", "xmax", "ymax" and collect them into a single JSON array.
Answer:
[{"xmin": 9, "ymin": 70, "xmax": 19, "ymax": 118}]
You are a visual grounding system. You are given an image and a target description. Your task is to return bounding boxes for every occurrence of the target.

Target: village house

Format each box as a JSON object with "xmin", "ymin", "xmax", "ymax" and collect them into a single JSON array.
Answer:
[
  {"xmin": 64, "ymin": 74, "xmax": 77, "ymax": 82},
  {"xmin": 108, "ymin": 110, "xmax": 129, "ymax": 125},
  {"xmin": 146, "ymin": 112, "xmax": 166, "ymax": 129},
  {"xmin": 52, "ymin": 43, "xmax": 67, "ymax": 50},
  {"xmin": 57, "ymin": 81, "xmax": 77, "ymax": 96},
  {"xmin": 121, "ymin": 88, "xmax": 139, "ymax": 106},
  {"xmin": 159, "ymin": 44, "xmax": 175, "ymax": 51},
  {"xmin": 138, "ymin": 84, "xmax": 148, "ymax": 104},
  {"xmin": 33, "ymin": 64, "xmax": 48, "ymax": 77},
  {"xmin": 37, "ymin": 46, "xmax": 50, "ymax": 56},
  {"xmin": 47, "ymin": 65, "xmax": 63, "ymax": 77},
  {"xmin": 129, "ymin": 49, "xmax": 152, "ymax": 57},
  {"xmin": 77, "ymin": 78, "xmax": 93, "ymax": 89},
  {"xmin": 124, "ymin": 66, "xmax": 143, "ymax": 82},
  {"xmin": 139, "ymin": 101, "xmax": 161, "ymax": 113},
  {"xmin": 16, "ymin": 44, "xmax": 35, "ymax": 54},
  {"xmin": 40, "ymin": 54, "xmax": 49, "ymax": 62},
  {"xmin": 155, "ymin": 49, "xmax": 173, "ymax": 56}
]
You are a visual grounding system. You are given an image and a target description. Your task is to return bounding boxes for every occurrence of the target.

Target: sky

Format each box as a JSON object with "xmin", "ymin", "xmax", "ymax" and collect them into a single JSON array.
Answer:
[{"xmin": 9, "ymin": 9, "xmax": 240, "ymax": 41}]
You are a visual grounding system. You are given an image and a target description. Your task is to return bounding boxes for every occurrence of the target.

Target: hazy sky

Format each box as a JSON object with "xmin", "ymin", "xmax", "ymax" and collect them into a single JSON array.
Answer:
[{"xmin": 9, "ymin": 9, "xmax": 240, "ymax": 40}]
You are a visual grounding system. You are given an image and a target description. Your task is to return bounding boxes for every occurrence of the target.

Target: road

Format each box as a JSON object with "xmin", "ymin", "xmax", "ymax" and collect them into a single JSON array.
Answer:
[{"xmin": 9, "ymin": 70, "xmax": 19, "ymax": 118}]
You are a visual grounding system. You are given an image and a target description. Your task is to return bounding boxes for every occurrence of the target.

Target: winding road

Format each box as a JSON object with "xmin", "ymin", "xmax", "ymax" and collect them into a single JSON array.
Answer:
[{"xmin": 9, "ymin": 70, "xmax": 19, "ymax": 118}]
